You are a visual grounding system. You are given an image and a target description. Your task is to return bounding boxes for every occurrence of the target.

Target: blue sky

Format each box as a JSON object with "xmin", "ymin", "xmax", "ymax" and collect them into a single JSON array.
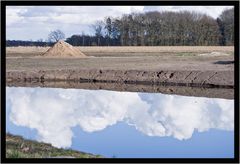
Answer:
[
  {"xmin": 6, "ymin": 87, "xmax": 234, "ymax": 158},
  {"xmin": 6, "ymin": 6, "xmax": 233, "ymax": 41}
]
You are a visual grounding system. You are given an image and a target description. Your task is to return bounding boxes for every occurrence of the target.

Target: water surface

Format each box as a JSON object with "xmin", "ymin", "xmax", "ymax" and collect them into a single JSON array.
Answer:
[{"xmin": 6, "ymin": 87, "xmax": 234, "ymax": 158}]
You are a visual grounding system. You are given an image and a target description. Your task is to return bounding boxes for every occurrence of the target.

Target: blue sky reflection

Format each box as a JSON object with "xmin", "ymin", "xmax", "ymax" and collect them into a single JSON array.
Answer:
[{"xmin": 6, "ymin": 87, "xmax": 234, "ymax": 158}]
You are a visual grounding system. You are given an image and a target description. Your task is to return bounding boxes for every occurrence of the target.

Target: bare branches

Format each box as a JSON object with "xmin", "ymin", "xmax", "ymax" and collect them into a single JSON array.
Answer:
[{"xmin": 48, "ymin": 30, "xmax": 65, "ymax": 43}]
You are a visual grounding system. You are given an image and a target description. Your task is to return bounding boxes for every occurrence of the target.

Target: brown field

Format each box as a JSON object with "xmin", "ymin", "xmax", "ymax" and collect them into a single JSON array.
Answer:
[
  {"xmin": 6, "ymin": 46, "xmax": 234, "ymax": 53},
  {"xmin": 6, "ymin": 46, "xmax": 234, "ymax": 90},
  {"xmin": 6, "ymin": 46, "xmax": 234, "ymax": 57},
  {"xmin": 6, "ymin": 46, "xmax": 234, "ymax": 71}
]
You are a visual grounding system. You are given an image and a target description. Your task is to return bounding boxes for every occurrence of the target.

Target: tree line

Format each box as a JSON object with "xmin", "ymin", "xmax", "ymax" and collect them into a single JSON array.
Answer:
[
  {"xmin": 6, "ymin": 8, "xmax": 234, "ymax": 47},
  {"xmin": 6, "ymin": 40, "xmax": 53, "ymax": 47}
]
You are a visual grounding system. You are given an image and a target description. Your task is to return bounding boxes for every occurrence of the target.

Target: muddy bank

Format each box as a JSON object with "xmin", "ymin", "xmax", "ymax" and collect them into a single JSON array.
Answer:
[
  {"xmin": 6, "ymin": 69, "xmax": 234, "ymax": 88},
  {"xmin": 7, "ymin": 81, "xmax": 234, "ymax": 99}
]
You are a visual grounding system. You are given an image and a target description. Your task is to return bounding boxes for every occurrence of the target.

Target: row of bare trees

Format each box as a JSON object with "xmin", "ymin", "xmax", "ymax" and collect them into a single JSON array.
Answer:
[{"xmin": 86, "ymin": 8, "xmax": 234, "ymax": 46}]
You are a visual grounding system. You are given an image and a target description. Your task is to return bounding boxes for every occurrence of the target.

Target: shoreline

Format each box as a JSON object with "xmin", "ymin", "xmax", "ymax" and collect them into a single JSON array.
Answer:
[
  {"xmin": 6, "ymin": 81, "xmax": 234, "ymax": 99},
  {"xmin": 6, "ymin": 69, "xmax": 234, "ymax": 88}
]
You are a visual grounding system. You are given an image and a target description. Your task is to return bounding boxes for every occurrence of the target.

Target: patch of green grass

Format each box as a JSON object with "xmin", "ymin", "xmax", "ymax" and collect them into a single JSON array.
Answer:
[
  {"xmin": 6, "ymin": 133, "xmax": 104, "ymax": 158},
  {"xmin": 6, "ymin": 149, "xmax": 25, "ymax": 158}
]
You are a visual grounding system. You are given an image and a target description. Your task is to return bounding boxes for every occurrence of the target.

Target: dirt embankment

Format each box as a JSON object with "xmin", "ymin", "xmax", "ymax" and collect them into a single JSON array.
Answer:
[{"xmin": 6, "ymin": 69, "xmax": 234, "ymax": 88}]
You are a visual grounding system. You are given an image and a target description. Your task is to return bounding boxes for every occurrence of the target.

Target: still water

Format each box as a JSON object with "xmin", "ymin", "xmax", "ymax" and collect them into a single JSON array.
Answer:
[{"xmin": 6, "ymin": 87, "xmax": 234, "ymax": 158}]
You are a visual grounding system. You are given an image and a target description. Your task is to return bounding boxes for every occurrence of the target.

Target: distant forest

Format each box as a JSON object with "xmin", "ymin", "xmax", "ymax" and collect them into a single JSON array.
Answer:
[{"xmin": 6, "ymin": 8, "xmax": 234, "ymax": 47}]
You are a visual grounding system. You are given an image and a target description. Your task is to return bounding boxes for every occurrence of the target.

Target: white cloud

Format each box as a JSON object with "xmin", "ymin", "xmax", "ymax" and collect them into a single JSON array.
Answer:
[
  {"xmin": 6, "ymin": 6, "xmax": 232, "ymax": 40},
  {"xmin": 135, "ymin": 93, "xmax": 234, "ymax": 140},
  {"xmin": 6, "ymin": 87, "xmax": 233, "ymax": 148},
  {"xmin": 6, "ymin": 6, "xmax": 27, "ymax": 26},
  {"xmin": 6, "ymin": 6, "xmax": 145, "ymax": 40},
  {"xmin": 143, "ymin": 6, "xmax": 233, "ymax": 19}
]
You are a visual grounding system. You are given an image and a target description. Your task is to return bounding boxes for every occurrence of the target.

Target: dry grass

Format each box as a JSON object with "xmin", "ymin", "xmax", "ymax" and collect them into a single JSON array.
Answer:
[
  {"xmin": 6, "ymin": 46, "xmax": 234, "ymax": 58},
  {"xmin": 77, "ymin": 46, "xmax": 234, "ymax": 53},
  {"xmin": 7, "ymin": 46, "xmax": 49, "ymax": 53},
  {"xmin": 6, "ymin": 46, "xmax": 234, "ymax": 54}
]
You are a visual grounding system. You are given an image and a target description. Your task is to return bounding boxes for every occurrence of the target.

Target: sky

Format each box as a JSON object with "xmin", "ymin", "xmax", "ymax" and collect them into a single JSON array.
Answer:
[{"xmin": 6, "ymin": 6, "xmax": 233, "ymax": 41}]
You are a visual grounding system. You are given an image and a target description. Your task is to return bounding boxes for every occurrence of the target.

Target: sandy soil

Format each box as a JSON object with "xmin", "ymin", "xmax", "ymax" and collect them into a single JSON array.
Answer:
[
  {"xmin": 6, "ymin": 55, "xmax": 234, "ymax": 71},
  {"xmin": 6, "ymin": 46, "xmax": 234, "ymax": 88},
  {"xmin": 41, "ymin": 41, "xmax": 86, "ymax": 57}
]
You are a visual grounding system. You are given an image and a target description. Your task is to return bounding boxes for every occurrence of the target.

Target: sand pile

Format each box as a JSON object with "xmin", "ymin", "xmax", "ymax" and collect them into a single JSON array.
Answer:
[{"xmin": 41, "ymin": 40, "xmax": 86, "ymax": 57}]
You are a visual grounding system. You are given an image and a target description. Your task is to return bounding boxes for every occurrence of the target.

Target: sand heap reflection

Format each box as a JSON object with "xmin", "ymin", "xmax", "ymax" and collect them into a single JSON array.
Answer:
[{"xmin": 6, "ymin": 87, "xmax": 233, "ymax": 148}]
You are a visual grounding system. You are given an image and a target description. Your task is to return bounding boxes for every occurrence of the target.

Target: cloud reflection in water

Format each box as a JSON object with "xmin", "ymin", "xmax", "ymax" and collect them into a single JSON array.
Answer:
[{"xmin": 6, "ymin": 87, "xmax": 233, "ymax": 148}]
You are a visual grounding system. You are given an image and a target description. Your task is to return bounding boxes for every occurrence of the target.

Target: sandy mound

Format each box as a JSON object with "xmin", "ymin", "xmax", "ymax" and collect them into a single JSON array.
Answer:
[{"xmin": 41, "ymin": 40, "xmax": 87, "ymax": 57}]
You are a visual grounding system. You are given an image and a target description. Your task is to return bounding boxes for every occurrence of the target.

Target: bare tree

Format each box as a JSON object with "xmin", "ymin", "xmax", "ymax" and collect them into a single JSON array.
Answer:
[
  {"xmin": 92, "ymin": 21, "xmax": 104, "ymax": 46},
  {"xmin": 64, "ymin": 9, "xmax": 233, "ymax": 46},
  {"xmin": 82, "ymin": 31, "xmax": 85, "ymax": 46},
  {"xmin": 48, "ymin": 30, "xmax": 65, "ymax": 42},
  {"xmin": 218, "ymin": 8, "xmax": 234, "ymax": 45},
  {"xmin": 105, "ymin": 17, "xmax": 113, "ymax": 46}
]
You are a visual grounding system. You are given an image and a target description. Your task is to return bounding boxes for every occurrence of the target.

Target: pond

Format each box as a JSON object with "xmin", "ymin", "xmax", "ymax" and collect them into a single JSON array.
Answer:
[{"xmin": 6, "ymin": 87, "xmax": 234, "ymax": 158}]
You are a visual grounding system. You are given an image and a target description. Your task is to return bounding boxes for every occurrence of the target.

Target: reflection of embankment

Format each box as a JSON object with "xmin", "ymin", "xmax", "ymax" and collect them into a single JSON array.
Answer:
[
  {"xmin": 7, "ymin": 81, "xmax": 234, "ymax": 99},
  {"xmin": 6, "ymin": 69, "xmax": 233, "ymax": 88}
]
